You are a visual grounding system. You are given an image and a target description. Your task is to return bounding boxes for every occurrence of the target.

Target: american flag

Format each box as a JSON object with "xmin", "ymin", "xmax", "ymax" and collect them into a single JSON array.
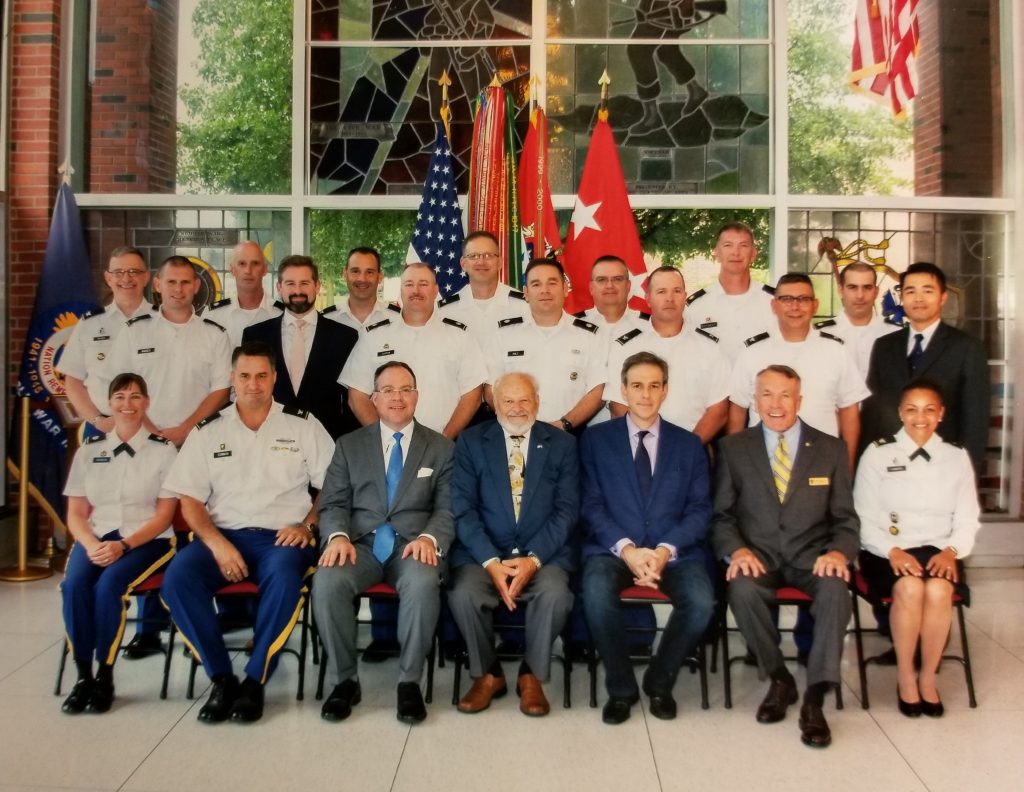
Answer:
[
  {"xmin": 407, "ymin": 123, "xmax": 466, "ymax": 296},
  {"xmin": 850, "ymin": 0, "xmax": 920, "ymax": 118}
]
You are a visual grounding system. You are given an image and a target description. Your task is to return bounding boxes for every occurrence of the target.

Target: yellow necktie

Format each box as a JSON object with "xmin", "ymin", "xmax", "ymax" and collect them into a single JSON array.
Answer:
[
  {"xmin": 773, "ymin": 433, "xmax": 791, "ymax": 503},
  {"xmin": 508, "ymin": 436, "xmax": 525, "ymax": 520}
]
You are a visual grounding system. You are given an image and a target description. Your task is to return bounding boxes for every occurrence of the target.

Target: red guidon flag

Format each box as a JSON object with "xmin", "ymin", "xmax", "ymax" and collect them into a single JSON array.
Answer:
[
  {"xmin": 562, "ymin": 110, "xmax": 647, "ymax": 314},
  {"xmin": 518, "ymin": 106, "xmax": 562, "ymax": 260},
  {"xmin": 850, "ymin": 0, "xmax": 920, "ymax": 118}
]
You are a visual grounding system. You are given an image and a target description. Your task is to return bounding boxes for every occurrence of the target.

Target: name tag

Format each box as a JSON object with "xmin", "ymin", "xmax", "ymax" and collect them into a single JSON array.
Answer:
[
  {"xmin": 213, "ymin": 450, "xmax": 232, "ymax": 458},
  {"xmin": 137, "ymin": 347, "xmax": 156, "ymax": 354},
  {"xmin": 507, "ymin": 350, "xmax": 524, "ymax": 357},
  {"xmin": 808, "ymin": 477, "xmax": 829, "ymax": 486},
  {"xmin": 92, "ymin": 457, "xmax": 111, "ymax": 463},
  {"xmin": 700, "ymin": 321, "xmax": 718, "ymax": 328},
  {"xmin": 92, "ymin": 335, "xmax": 110, "ymax": 341},
  {"xmin": 886, "ymin": 465, "xmax": 907, "ymax": 472},
  {"xmin": 377, "ymin": 349, "xmax": 395, "ymax": 357}
]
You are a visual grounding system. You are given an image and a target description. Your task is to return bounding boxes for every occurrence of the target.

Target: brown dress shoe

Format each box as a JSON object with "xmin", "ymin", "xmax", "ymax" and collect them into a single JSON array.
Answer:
[
  {"xmin": 457, "ymin": 672, "xmax": 508, "ymax": 713},
  {"xmin": 517, "ymin": 673, "xmax": 550, "ymax": 717}
]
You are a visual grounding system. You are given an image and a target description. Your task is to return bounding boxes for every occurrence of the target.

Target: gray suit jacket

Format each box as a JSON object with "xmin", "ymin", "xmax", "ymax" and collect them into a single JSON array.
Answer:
[
  {"xmin": 317, "ymin": 420, "xmax": 456, "ymax": 553},
  {"xmin": 711, "ymin": 421, "xmax": 860, "ymax": 570}
]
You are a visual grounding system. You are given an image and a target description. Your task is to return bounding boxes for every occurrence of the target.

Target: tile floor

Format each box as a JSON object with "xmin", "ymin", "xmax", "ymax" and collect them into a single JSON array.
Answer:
[{"xmin": 0, "ymin": 568, "xmax": 1021, "ymax": 792}]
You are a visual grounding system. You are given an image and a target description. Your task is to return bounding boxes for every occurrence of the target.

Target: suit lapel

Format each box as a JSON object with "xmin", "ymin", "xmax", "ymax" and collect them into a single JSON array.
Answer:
[
  {"xmin": 390, "ymin": 422, "xmax": 427, "ymax": 508},
  {"xmin": 519, "ymin": 424, "xmax": 551, "ymax": 525},
  {"xmin": 913, "ymin": 322, "xmax": 947, "ymax": 376},
  {"xmin": 271, "ymin": 318, "xmax": 298, "ymax": 402},
  {"xmin": 616, "ymin": 421, "xmax": 644, "ymax": 507},
  {"xmin": 784, "ymin": 422, "xmax": 816, "ymax": 506},
  {"xmin": 747, "ymin": 429, "xmax": 780, "ymax": 506},
  {"xmin": 484, "ymin": 423, "xmax": 519, "ymax": 528},
  {"xmin": 363, "ymin": 424, "xmax": 387, "ymax": 508}
]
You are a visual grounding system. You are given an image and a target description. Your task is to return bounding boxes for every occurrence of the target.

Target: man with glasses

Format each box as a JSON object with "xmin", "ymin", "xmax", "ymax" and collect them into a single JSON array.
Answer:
[
  {"xmin": 60, "ymin": 246, "xmax": 154, "ymax": 437},
  {"xmin": 727, "ymin": 273, "xmax": 868, "ymax": 467},
  {"xmin": 577, "ymin": 256, "xmax": 642, "ymax": 331},
  {"xmin": 205, "ymin": 241, "xmax": 282, "ymax": 347},
  {"xmin": 313, "ymin": 361, "xmax": 455, "ymax": 724}
]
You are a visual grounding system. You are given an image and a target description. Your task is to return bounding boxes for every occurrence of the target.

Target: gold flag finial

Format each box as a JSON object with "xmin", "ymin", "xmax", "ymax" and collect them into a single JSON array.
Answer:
[
  {"xmin": 489, "ymin": 73, "xmax": 501, "ymax": 88},
  {"xmin": 439, "ymin": 70, "xmax": 453, "ymax": 141},
  {"xmin": 439, "ymin": 69, "xmax": 452, "ymax": 102},
  {"xmin": 599, "ymin": 69, "xmax": 611, "ymax": 100}
]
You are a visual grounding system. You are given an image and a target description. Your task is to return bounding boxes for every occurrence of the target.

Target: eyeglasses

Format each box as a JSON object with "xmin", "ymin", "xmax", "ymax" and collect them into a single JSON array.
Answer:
[
  {"xmin": 375, "ymin": 387, "xmax": 417, "ymax": 396},
  {"xmin": 462, "ymin": 252, "xmax": 499, "ymax": 261},
  {"xmin": 775, "ymin": 295, "xmax": 815, "ymax": 305},
  {"xmin": 107, "ymin": 269, "xmax": 147, "ymax": 279},
  {"xmin": 593, "ymin": 276, "xmax": 629, "ymax": 285}
]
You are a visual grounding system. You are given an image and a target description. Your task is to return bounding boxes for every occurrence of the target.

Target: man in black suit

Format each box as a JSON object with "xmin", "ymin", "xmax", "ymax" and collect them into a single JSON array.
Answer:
[
  {"xmin": 243, "ymin": 255, "xmax": 360, "ymax": 439},
  {"xmin": 712, "ymin": 365, "xmax": 859, "ymax": 748},
  {"xmin": 861, "ymin": 261, "xmax": 989, "ymax": 474}
]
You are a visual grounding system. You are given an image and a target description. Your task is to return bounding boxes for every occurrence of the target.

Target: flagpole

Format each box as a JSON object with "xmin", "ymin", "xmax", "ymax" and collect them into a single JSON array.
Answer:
[{"xmin": 530, "ymin": 75, "xmax": 544, "ymax": 255}]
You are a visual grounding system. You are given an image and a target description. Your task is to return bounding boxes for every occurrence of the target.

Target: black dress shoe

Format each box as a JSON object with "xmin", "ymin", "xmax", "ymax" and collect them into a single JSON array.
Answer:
[
  {"xmin": 321, "ymin": 679, "xmax": 362, "ymax": 722},
  {"xmin": 919, "ymin": 697, "xmax": 944, "ymax": 718},
  {"xmin": 121, "ymin": 633, "xmax": 164, "ymax": 660},
  {"xmin": 362, "ymin": 638, "xmax": 400, "ymax": 663},
  {"xmin": 230, "ymin": 677, "xmax": 265, "ymax": 723},
  {"xmin": 756, "ymin": 677, "xmax": 799, "ymax": 723},
  {"xmin": 602, "ymin": 696, "xmax": 636, "ymax": 725},
  {"xmin": 197, "ymin": 675, "xmax": 239, "ymax": 723},
  {"xmin": 61, "ymin": 679, "xmax": 93, "ymax": 714},
  {"xmin": 647, "ymin": 693, "xmax": 677, "ymax": 721},
  {"xmin": 86, "ymin": 678, "xmax": 115, "ymax": 713},
  {"xmin": 798, "ymin": 702, "xmax": 832, "ymax": 747},
  {"xmin": 396, "ymin": 682, "xmax": 427, "ymax": 724},
  {"xmin": 898, "ymin": 688, "xmax": 922, "ymax": 718}
]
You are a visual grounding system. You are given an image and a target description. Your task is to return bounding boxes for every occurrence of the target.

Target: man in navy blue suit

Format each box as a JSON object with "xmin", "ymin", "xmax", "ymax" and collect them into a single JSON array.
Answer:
[
  {"xmin": 581, "ymin": 351, "xmax": 716, "ymax": 724},
  {"xmin": 449, "ymin": 372, "xmax": 580, "ymax": 717}
]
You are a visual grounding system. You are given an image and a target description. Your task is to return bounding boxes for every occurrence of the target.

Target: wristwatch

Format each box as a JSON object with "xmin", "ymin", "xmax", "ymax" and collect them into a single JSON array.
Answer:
[
  {"xmin": 559, "ymin": 417, "xmax": 573, "ymax": 432},
  {"xmin": 301, "ymin": 522, "xmax": 318, "ymax": 535},
  {"xmin": 119, "ymin": 540, "xmax": 131, "ymax": 554}
]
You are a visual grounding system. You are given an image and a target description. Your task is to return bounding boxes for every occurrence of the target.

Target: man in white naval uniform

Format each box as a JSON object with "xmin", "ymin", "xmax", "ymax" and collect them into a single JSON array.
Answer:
[
  {"xmin": 604, "ymin": 266, "xmax": 731, "ymax": 444},
  {"xmin": 728, "ymin": 273, "xmax": 869, "ymax": 469},
  {"xmin": 322, "ymin": 246, "xmax": 392, "ymax": 332},
  {"xmin": 205, "ymin": 241, "xmax": 282, "ymax": 348},
  {"xmin": 813, "ymin": 262, "xmax": 901, "ymax": 379},
  {"xmin": 686, "ymin": 221, "xmax": 775, "ymax": 364},
  {"xmin": 106, "ymin": 255, "xmax": 232, "ymax": 448},
  {"xmin": 59, "ymin": 246, "xmax": 153, "ymax": 436},
  {"xmin": 340, "ymin": 262, "xmax": 487, "ymax": 439},
  {"xmin": 484, "ymin": 258, "xmax": 606, "ymax": 433}
]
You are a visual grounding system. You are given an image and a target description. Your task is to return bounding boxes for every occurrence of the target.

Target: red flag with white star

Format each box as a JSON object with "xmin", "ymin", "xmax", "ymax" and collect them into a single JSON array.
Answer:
[{"xmin": 561, "ymin": 111, "xmax": 647, "ymax": 314}]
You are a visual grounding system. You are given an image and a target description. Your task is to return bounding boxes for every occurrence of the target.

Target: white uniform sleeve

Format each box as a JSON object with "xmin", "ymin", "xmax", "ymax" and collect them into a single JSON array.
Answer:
[
  {"xmin": 57, "ymin": 322, "xmax": 89, "ymax": 380},
  {"xmin": 338, "ymin": 334, "xmax": 375, "ymax": 393},
  {"xmin": 583, "ymin": 333, "xmax": 607, "ymax": 391},
  {"xmin": 603, "ymin": 343, "xmax": 627, "ymax": 406},
  {"xmin": 483, "ymin": 330, "xmax": 506, "ymax": 384},
  {"xmin": 156, "ymin": 443, "xmax": 180, "ymax": 500},
  {"xmin": 208, "ymin": 327, "xmax": 234, "ymax": 390},
  {"xmin": 836, "ymin": 343, "xmax": 871, "ymax": 408},
  {"xmin": 853, "ymin": 446, "xmax": 892, "ymax": 558},
  {"xmin": 704, "ymin": 346, "xmax": 733, "ymax": 407},
  {"xmin": 305, "ymin": 416, "xmax": 337, "ymax": 490},
  {"xmin": 454, "ymin": 332, "xmax": 488, "ymax": 395},
  {"xmin": 728, "ymin": 347, "xmax": 755, "ymax": 409},
  {"xmin": 946, "ymin": 449, "xmax": 981, "ymax": 557},
  {"xmin": 63, "ymin": 448, "xmax": 88, "ymax": 497},
  {"xmin": 162, "ymin": 428, "xmax": 212, "ymax": 503}
]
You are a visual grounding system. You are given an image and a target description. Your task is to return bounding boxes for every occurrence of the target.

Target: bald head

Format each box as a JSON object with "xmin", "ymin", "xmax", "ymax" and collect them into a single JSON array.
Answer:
[
  {"xmin": 230, "ymin": 240, "xmax": 268, "ymax": 299},
  {"xmin": 493, "ymin": 372, "xmax": 540, "ymax": 435}
]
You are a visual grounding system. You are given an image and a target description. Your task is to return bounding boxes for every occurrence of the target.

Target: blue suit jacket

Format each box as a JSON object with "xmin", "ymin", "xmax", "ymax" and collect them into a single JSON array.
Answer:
[
  {"xmin": 451, "ymin": 420, "xmax": 579, "ymax": 570},
  {"xmin": 580, "ymin": 417, "xmax": 711, "ymax": 563}
]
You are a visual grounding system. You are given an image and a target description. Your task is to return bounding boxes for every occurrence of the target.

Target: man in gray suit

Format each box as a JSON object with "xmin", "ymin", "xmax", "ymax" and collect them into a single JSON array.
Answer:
[
  {"xmin": 712, "ymin": 364, "xmax": 859, "ymax": 748},
  {"xmin": 313, "ymin": 361, "xmax": 455, "ymax": 724}
]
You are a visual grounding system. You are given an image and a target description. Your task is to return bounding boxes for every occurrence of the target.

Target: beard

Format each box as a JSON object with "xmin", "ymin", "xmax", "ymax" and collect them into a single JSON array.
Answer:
[{"xmin": 286, "ymin": 294, "xmax": 313, "ymax": 314}]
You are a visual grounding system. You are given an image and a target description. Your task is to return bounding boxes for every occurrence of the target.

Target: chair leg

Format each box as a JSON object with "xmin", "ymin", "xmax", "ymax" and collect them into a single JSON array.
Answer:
[
  {"xmin": 187, "ymin": 655, "xmax": 198, "ymax": 699},
  {"xmin": 698, "ymin": 642, "xmax": 710, "ymax": 710},
  {"xmin": 722, "ymin": 626, "xmax": 733, "ymax": 709},
  {"xmin": 835, "ymin": 682, "xmax": 844, "ymax": 710},
  {"xmin": 956, "ymin": 604, "xmax": 977, "ymax": 708},
  {"xmin": 316, "ymin": 646, "xmax": 327, "ymax": 700},
  {"xmin": 851, "ymin": 590, "xmax": 871, "ymax": 710},
  {"xmin": 451, "ymin": 652, "xmax": 464, "ymax": 707},
  {"xmin": 563, "ymin": 652, "xmax": 571, "ymax": 709},
  {"xmin": 54, "ymin": 640, "xmax": 69, "ymax": 696},
  {"xmin": 296, "ymin": 598, "xmax": 309, "ymax": 702},
  {"xmin": 425, "ymin": 635, "xmax": 436, "ymax": 704},
  {"xmin": 587, "ymin": 640, "xmax": 598, "ymax": 709},
  {"xmin": 161, "ymin": 623, "xmax": 176, "ymax": 700}
]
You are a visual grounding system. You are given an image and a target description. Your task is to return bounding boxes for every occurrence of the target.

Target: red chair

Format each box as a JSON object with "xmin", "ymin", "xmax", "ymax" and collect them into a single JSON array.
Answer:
[{"xmin": 850, "ymin": 569, "xmax": 976, "ymax": 709}]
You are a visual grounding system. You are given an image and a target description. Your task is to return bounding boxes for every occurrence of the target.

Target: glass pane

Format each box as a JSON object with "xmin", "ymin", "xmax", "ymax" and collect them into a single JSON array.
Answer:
[
  {"xmin": 309, "ymin": 45, "xmax": 530, "ymax": 195},
  {"xmin": 549, "ymin": 0, "xmax": 769, "ymax": 40},
  {"xmin": 311, "ymin": 0, "xmax": 531, "ymax": 42},
  {"xmin": 546, "ymin": 43, "xmax": 769, "ymax": 193},
  {"xmin": 787, "ymin": 0, "xmax": 1002, "ymax": 198}
]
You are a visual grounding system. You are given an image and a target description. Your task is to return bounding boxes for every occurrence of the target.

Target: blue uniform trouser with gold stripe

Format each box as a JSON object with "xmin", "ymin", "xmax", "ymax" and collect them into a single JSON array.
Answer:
[
  {"xmin": 61, "ymin": 531, "xmax": 174, "ymax": 666},
  {"xmin": 161, "ymin": 528, "xmax": 316, "ymax": 684}
]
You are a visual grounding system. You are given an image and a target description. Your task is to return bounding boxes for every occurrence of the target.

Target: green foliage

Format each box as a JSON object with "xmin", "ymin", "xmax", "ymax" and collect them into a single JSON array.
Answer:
[
  {"xmin": 309, "ymin": 210, "xmax": 418, "ymax": 296},
  {"xmin": 788, "ymin": 0, "xmax": 912, "ymax": 194},
  {"xmin": 177, "ymin": 0, "xmax": 292, "ymax": 193},
  {"xmin": 633, "ymin": 209, "xmax": 771, "ymax": 268}
]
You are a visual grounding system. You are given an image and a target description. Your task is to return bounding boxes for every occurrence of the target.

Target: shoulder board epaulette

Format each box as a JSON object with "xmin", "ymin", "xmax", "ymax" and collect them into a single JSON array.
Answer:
[
  {"xmin": 83, "ymin": 433, "xmax": 106, "ymax": 445},
  {"xmin": 872, "ymin": 436, "xmax": 896, "ymax": 447},
  {"xmin": 744, "ymin": 331, "xmax": 769, "ymax": 347},
  {"xmin": 366, "ymin": 318, "xmax": 391, "ymax": 332},
  {"xmin": 437, "ymin": 293, "xmax": 460, "ymax": 308},
  {"xmin": 814, "ymin": 318, "xmax": 837, "ymax": 329},
  {"xmin": 639, "ymin": 312, "xmax": 651, "ymax": 321},
  {"xmin": 203, "ymin": 318, "xmax": 227, "ymax": 332},
  {"xmin": 819, "ymin": 331, "xmax": 843, "ymax": 344},
  {"xmin": 695, "ymin": 327, "xmax": 720, "ymax": 343},
  {"xmin": 209, "ymin": 297, "xmax": 232, "ymax": 310},
  {"xmin": 148, "ymin": 433, "xmax": 170, "ymax": 444},
  {"xmin": 945, "ymin": 439, "xmax": 964, "ymax": 449},
  {"xmin": 572, "ymin": 310, "xmax": 588, "ymax": 319},
  {"xmin": 615, "ymin": 328, "xmax": 642, "ymax": 346},
  {"xmin": 884, "ymin": 316, "xmax": 904, "ymax": 327},
  {"xmin": 685, "ymin": 288, "xmax": 706, "ymax": 305},
  {"xmin": 273, "ymin": 300, "xmax": 286, "ymax": 311},
  {"xmin": 320, "ymin": 304, "xmax": 338, "ymax": 315},
  {"xmin": 283, "ymin": 405, "xmax": 310, "ymax": 419},
  {"xmin": 762, "ymin": 284, "xmax": 776, "ymax": 296},
  {"xmin": 573, "ymin": 318, "xmax": 599, "ymax": 334},
  {"xmin": 442, "ymin": 317, "xmax": 467, "ymax": 331},
  {"xmin": 126, "ymin": 314, "xmax": 152, "ymax": 326},
  {"xmin": 498, "ymin": 316, "xmax": 524, "ymax": 328},
  {"xmin": 80, "ymin": 307, "xmax": 104, "ymax": 321},
  {"xmin": 196, "ymin": 412, "xmax": 222, "ymax": 429},
  {"xmin": 387, "ymin": 302, "xmax": 401, "ymax": 313},
  {"xmin": 509, "ymin": 289, "xmax": 525, "ymax": 300},
  {"xmin": 151, "ymin": 304, "xmax": 160, "ymax": 311}
]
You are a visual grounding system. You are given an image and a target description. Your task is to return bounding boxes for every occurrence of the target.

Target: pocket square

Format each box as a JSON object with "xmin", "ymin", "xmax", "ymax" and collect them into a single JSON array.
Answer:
[{"xmin": 417, "ymin": 467, "xmax": 433, "ymax": 478}]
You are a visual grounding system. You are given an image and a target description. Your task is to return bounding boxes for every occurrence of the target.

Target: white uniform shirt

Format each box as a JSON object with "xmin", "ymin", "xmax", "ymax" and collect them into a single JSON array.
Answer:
[
  {"xmin": 338, "ymin": 310, "xmax": 488, "ymax": 433},
  {"xmin": 729, "ymin": 329, "xmax": 870, "ymax": 436},
  {"xmin": 63, "ymin": 429, "xmax": 177, "ymax": 540},
  {"xmin": 604, "ymin": 322, "xmax": 731, "ymax": 432},
  {"xmin": 485, "ymin": 313, "xmax": 607, "ymax": 423},
  {"xmin": 322, "ymin": 298, "xmax": 392, "ymax": 335},
  {"xmin": 581, "ymin": 308, "xmax": 645, "ymax": 425},
  {"xmin": 164, "ymin": 403, "xmax": 335, "ymax": 531},
  {"xmin": 205, "ymin": 295, "xmax": 282, "ymax": 348},
  {"xmin": 58, "ymin": 301, "xmax": 153, "ymax": 408},
  {"xmin": 814, "ymin": 313, "xmax": 902, "ymax": 379},
  {"xmin": 437, "ymin": 282, "xmax": 530, "ymax": 354},
  {"xmin": 685, "ymin": 279, "xmax": 775, "ymax": 363},
  {"xmin": 105, "ymin": 308, "xmax": 233, "ymax": 429},
  {"xmin": 855, "ymin": 428, "xmax": 979, "ymax": 558}
]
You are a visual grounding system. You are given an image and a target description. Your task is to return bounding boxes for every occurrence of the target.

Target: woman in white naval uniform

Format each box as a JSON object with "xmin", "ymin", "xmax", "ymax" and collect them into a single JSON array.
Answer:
[
  {"xmin": 59, "ymin": 373, "xmax": 178, "ymax": 714},
  {"xmin": 854, "ymin": 377, "xmax": 979, "ymax": 718}
]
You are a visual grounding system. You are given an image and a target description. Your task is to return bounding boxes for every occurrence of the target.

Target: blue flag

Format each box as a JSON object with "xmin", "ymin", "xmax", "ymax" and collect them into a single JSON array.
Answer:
[
  {"xmin": 12, "ymin": 182, "xmax": 99, "ymax": 522},
  {"xmin": 407, "ymin": 123, "xmax": 466, "ymax": 296}
]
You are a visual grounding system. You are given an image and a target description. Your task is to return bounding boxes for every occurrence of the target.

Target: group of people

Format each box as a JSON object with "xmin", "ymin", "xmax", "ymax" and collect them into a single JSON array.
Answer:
[{"xmin": 54, "ymin": 223, "xmax": 985, "ymax": 749}]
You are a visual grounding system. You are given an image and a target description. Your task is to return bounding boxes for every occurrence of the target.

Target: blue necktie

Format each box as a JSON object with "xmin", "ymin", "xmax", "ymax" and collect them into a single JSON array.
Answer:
[
  {"xmin": 373, "ymin": 431, "xmax": 403, "ymax": 563},
  {"xmin": 635, "ymin": 430, "xmax": 653, "ymax": 503},
  {"xmin": 908, "ymin": 332, "xmax": 925, "ymax": 373}
]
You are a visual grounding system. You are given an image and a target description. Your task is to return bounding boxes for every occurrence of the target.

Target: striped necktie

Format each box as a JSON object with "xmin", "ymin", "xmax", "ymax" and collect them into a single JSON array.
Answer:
[{"xmin": 772, "ymin": 433, "xmax": 792, "ymax": 503}]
